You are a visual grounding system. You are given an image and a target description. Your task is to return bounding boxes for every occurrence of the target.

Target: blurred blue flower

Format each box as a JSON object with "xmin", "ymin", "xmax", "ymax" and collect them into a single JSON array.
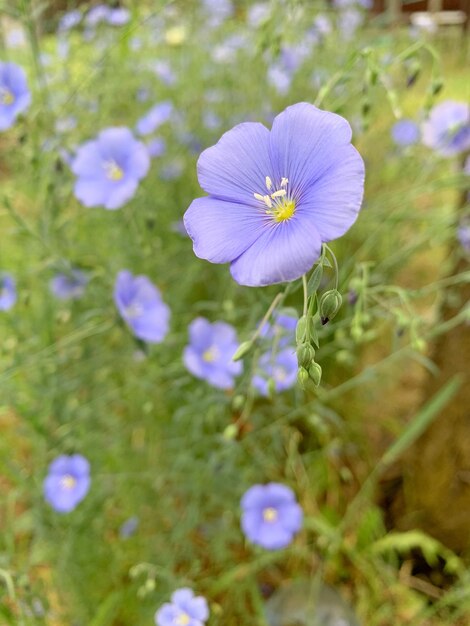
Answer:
[
  {"xmin": 106, "ymin": 8, "xmax": 131, "ymax": 26},
  {"xmin": 119, "ymin": 516, "xmax": 139, "ymax": 538},
  {"xmin": 58, "ymin": 9, "xmax": 82, "ymax": 33},
  {"xmin": 247, "ymin": 3, "xmax": 271, "ymax": 27},
  {"xmin": 71, "ymin": 127, "xmax": 150, "ymax": 210},
  {"xmin": 50, "ymin": 269, "xmax": 88, "ymax": 300},
  {"xmin": 252, "ymin": 348, "xmax": 298, "ymax": 396},
  {"xmin": 422, "ymin": 101, "xmax": 470, "ymax": 157},
  {"xmin": 85, "ymin": 5, "xmax": 109, "ymax": 27},
  {"xmin": 0, "ymin": 274, "xmax": 17, "ymax": 311},
  {"xmin": 391, "ymin": 119, "xmax": 420, "ymax": 147},
  {"xmin": 153, "ymin": 61, "xmax": 176, "ymax": 86},
  {"xmin": 44, "ymin": 454, "xmax": 91, "ymax": 513},
  {"xmin": 260, "ymin": 312, "xmax": 297, "ymax": 346},
  {"xmin": 55, "ymin": 115, "xmax": 77, "ymax": 134},
  {"xmin": 114, "ymin": 270, "xmax": 170, "ymax": 344},
  {"xmin": 183, "ymin": 317, "xmax": 242, "ymax": 389},
  {"xmin": 136, "ymin": 102, "xmax": 173, "ymax": 136},
  {"xmin": 160, "ymin": 158, "xmax": 185, "ymax": 180},
  {"xmin": 202, "ymin": 0, "xmax": 233, "ymax": 28},
  {"xmin": 184, "ymin": 102, "xmax": 365, "ymax": 287},
  {"xmin": 155, "ymin": 588, "xmax": 209, "ymax": 626},
  {"xmin": 0, "ymin": 62, "xmax": 31, "ymax": 131},
  {"xmin": 241, "ymin": 483, "xmax": 303, "ymax": 550},
  {"xmin": 147, "ymin": 138, "xmax": 166, "ymax": 158}
]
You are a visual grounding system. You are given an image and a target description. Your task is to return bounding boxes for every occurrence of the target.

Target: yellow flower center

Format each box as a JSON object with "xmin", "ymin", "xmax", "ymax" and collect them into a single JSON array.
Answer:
[
  {"xmin": 104, "ymin": 160, "xmax": 124, "ymax": 181},
  {"xmin": 175, "ymin": 613, "xmax": 190, "ymax": 626},
  {"xmin": 0, "ymin": 88, "xmax": 14, "ymax": 105},
  {"xmin": 60, "ymin": 474, "xmax": 77, "ymax": 490},
  {"xmin": 254, "ymin": 176, "xmax": 296, "ymax": 222},
  {"xmin": 263, "ymin": 507, "xmax": 278, "ymax": 523},
  {"xmin": 202, "ymin": 345, "xmax": 220, "ymax": 363}
]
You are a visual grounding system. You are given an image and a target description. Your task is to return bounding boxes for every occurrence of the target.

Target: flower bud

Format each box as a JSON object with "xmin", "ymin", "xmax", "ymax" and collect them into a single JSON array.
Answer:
[
  {"xmin": 296, "ymin": 342, "xmax": 315, "ymax": 368},
  {"xmin": 222, "ymin": 424, "xmax": 238, "ymax": 441},
  {"xmin": 232, "ymin": 340, "xmax": 253, "ymax": 361},
  {"xmin": 308, "ymin": 362, "xmax": 322, "ymax": 387},
  {"xmin": 297, "ymin": 366, "xmax": 309, "ymax": 388},
  {"xmin": 296, "ymin": 315, "xmax": 316, "ymax": 344},
  {"xmin": 319, "ymin": 289, "xmax": 342, "ymax": 325}
]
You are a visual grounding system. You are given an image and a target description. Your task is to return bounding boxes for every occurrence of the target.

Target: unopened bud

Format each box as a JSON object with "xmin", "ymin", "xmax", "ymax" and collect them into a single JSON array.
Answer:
[
  {"xmin": 308, "ymin": 362, "xmax": 322, "ymax": 387},
  {"xmin": 232, "ymin": 340, "xmax": 253, "ymax": 361},
  {"xmin": 297, "ymin": 366, "xmax": 309, "ymax": 388},
  {"xmin": 296, "ymin": 315, "xmax": 315, "ymax": 344},
  {"xmin": 319, "ymin": 290, "xmax": 342, "ymax": 325},
  {"xmin": 223, "ymin": 424, "xmax": 238, "ymax": 441},
  {"xmin": 296, "ymin": 343, "xmax": 315, "ymax": 368}
]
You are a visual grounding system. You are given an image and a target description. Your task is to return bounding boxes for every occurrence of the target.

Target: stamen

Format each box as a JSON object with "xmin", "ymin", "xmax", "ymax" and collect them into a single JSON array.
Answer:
[
  {"xmin": 0, "ymin": 88, "xmax": 14, "ymax": 105},
  {"xmin": 254, "ymin": 176, "xmax": 296, "ymax": 222},
  {"xmin": 104, "ymin": 160, "xmax": 124, "ymax": 181},
  {"xmin": 203, "ymin": 345, "xmax": 220, "ymax": 363},
  {"xmin": 263, "ymin": 507, "xmax": 278, "ymax": 522},
  {"xmin": 175, "ymin": 613, "xmax": 190, "ymax": 626},
  {"xmin": 60, "ymin": 474, "xmax": 77, "ymax": 490}
]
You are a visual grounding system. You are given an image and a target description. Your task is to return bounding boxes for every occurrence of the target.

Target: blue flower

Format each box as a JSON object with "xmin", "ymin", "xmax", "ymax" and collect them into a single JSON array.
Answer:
[
  {"xmin": 422, "ymin": 101, "xmax": 470, "ymax": 157},
  {"xmin": 183, "ymin": 317, "xmax": 242, "ymax": 389},
  {"xmin": 184, "ymin": 103, "xmax": 365, "ymax": 287},
  {"xmin": 391, "ymin": 119, "xmax": 419, "ymax": 147},
  {"xmin": 0, "ymin": 273, "xmax": 16, "ymax": 311},
  {"xmin": 119, "ymin": 516, "xmax": 139, "ymax": 538},
  {"xmin": 71, "ymin": 127, "xmax": 150, "ymax": 209},
  {"xmin": 147, "ymin": 138, "xmax": 166, "ymax": 158},
  {"xmin": 252, "ymin": 348, "xmax": 298, "ymax": 396},
  {"xmin": 50, "ymin": 269, "xmax": 88, "ymax": 300},
  {"xmin": 155, "ymin": 588, "xmax": 209, "ymax": 626},
  {"xmin": 105, "ymin": 8, "xmax": 131, "ymax": 26},
  {"xmin": 58, "ymin": 9, "xmax": 82, "ymax": 33},
  {"xmin": 241, "ymin": 483, "xmax": 303, "ymax": 550},
  {"xmin": 0, "ymin": 62, "xmax": 31, "ymax": 131},
  {"xmin": 136, "ymin": 102, "xmax": 173, "ymax": 136},
  {"xmin": 114, "ymin": 270, "xmax": 170, "ymax": 344},
  {"xmin": 43, "ymin": 454, "xmax": 91, "ymax": 513}
]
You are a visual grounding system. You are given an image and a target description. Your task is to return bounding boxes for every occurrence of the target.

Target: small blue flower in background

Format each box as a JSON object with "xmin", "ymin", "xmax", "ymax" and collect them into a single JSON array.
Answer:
[
  {"xmin": 0, "ymin": 273, "xmax": 17, "ymax": 311},
  {"xmin": 252, "ymin": 348, "xmax": 298, "ymax": 396},
  {"xmin": 184, "ymin": 103, "xmax": 365, "ymax": 287},
  {"xmin": 155, "ymin": 588, "xmax": 209, "ymax": 626},
  {"xmin": 422, "ymin": 101, "xmax": 470, "ymax": 157},
  {"xmin": 136, "ymin": 102, "xmax": 173, "ymax": 136},
  {"xmin": 44, "ymin": 454, "xmax": 91, "ymax": 513},
  {"xmin": 259, "ymin": 312, "xmax": 297, "ymax": 347},
  {"xmin": 119, "ymin": 516, "xmax": 139, "ymax": 538},
  {"xmin": 71, "ymin": 127, "xmax": 150, "ymax": 210},
  {"xmin": 152, "ymin": 61, "xmax": 176, "ymax": 86},
  {"xmin": 58, "ymin": 9, "xmax": 82, "ymax": 33},
  {"xmin": 147, "ymin": 138, "xmax": 166, "ymax": 158},
  {"xmin": 391, "ymin": 119, "xmax": 420, "ymax": 147},
  {"xmin": 241, "ymin": 483, "xmax": 303, "ymax": 550},
  {"xmin": 50, "ymin": 269, "xmax": 88, "ymax": 300},
  {"xmin": 85, "ymin": 4, "xmax": 109, "ymax": 28},
  {"xmin": 106, "ymin": 8, "xmax": 131, "ymax": 26},
  {"xmin": 114, "ymin": 270, "xmax": 170, "ymax": 344},
  {"xmin": 0, "ymin": 62, "xmax": 31, "ymax": 131},
  {"xmin": 183, "ymin": 317, "xmax": 242, "ymax": 389}
]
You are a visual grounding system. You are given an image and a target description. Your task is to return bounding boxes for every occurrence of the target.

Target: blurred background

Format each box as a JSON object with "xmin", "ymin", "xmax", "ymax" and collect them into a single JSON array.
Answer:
[{"xmin": 0, "ymin": 1, "xmax": 469, "ymax": 625}]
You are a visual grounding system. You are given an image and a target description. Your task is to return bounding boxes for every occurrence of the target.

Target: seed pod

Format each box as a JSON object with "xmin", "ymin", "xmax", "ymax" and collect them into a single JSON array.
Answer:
[
  {"xmin": 296, "ymin": 342, "xmax": 315, "ymax": 368},
  {"xmin": 319, "ymin": 290, "xmax": 342, "ymax": 325},
  {"xmin": 308, "ymin": 362, "xmax": 322, "ymax": 387}
]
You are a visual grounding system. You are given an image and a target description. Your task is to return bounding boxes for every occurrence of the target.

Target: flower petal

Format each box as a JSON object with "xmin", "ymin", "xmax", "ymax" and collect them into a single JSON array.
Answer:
[
  {"xmin": 184, "ymin": 196, "xmax": 265, "ymax": 263},
  {"xmin": 230, "ymin": 217, "xmax": 322, "ymax": 286},
  {"xmin": 197, "ymin": 122, "xmax": 272, "ymax": 204},
  {"xmin": 298, "ymin": 143, "xmax": 365, "ymax": 242},
  {"xmin": 269, "ymin": 102, "xmax": 353, "ymax": 200}
]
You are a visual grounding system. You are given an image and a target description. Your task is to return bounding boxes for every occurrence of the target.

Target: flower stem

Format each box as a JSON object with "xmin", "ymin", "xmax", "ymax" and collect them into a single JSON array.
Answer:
[{"xmin": 302, "ymin": 274, "xmax": 308, "ymax": 317}]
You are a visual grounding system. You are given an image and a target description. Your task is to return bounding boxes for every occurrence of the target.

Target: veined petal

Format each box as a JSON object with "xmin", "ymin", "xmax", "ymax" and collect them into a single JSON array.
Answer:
[
  {"xmin": 300, "ymin": 143, "xmax": 365, "ymax": 242},
  {"xmin": 230, "ymin": 217, "xmax": 322, "ymax": 287},
  {"xmin": 184, "ymin": 196, "xmax": 265, "ymax": 264},
  {"xmin": 197, "ymin": 122, "xmax": 272, "ymax": 204},
  {"xmin": 269, "ymin": 102, "xmax": 353, "ymax": 200}
]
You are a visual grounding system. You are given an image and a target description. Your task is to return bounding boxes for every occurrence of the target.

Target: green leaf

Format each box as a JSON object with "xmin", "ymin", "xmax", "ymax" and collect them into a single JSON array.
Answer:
[{"xmin": 307, "ymin": 264, "xmax": 323, "ymax": 297}]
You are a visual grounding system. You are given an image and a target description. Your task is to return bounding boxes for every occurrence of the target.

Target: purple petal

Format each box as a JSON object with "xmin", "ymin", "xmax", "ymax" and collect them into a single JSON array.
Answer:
[
  {"xmin": 299, "ymin": 143, "xmax": 364, "ymax": 242},
  {"xmin": 184, "ymin": 196, "xmax": 264, "ymax": 263},
  {"xmin": 230, "ymin": 217, "xmax": 322, "ymax": 286},
  {"xmin": 197, "ymin": 122, "xmax": 272, "ymax": 204},
  {"xmin": 269, "ymin": 102, "xmax": 353, "ymax": 199}
]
